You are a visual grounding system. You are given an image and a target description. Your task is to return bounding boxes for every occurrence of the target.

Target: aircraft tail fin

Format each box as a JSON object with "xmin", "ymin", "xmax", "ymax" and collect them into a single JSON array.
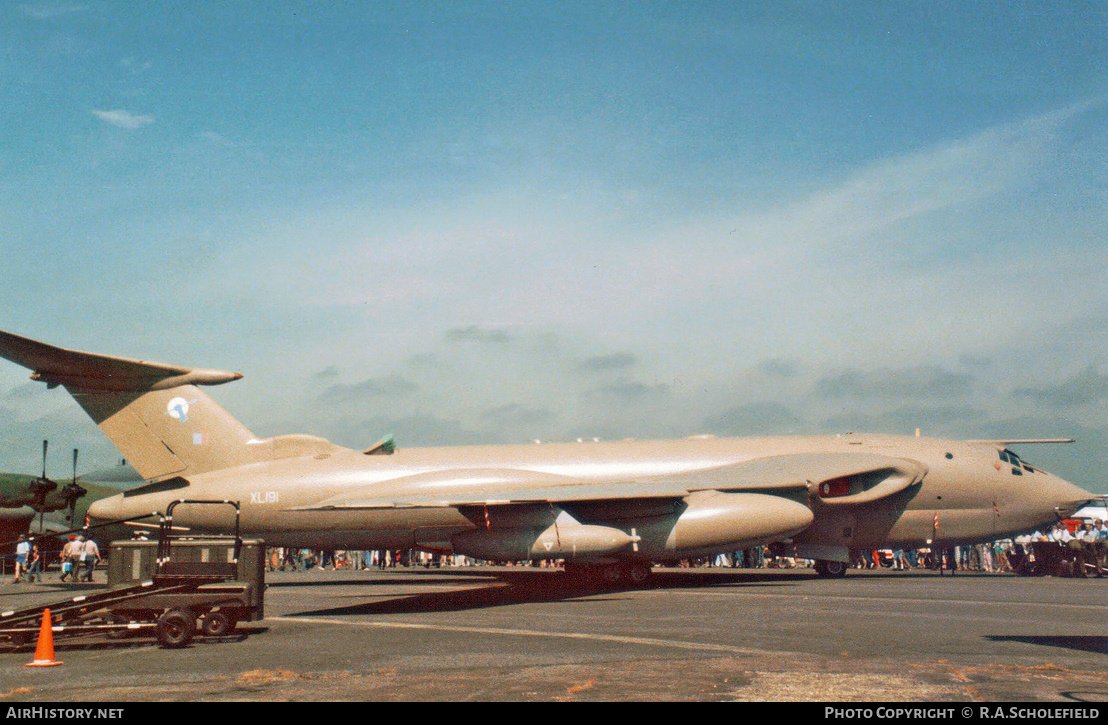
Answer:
[{"xmin": 0, "ymin": 330, "xmax": 260, "ymax": 480}]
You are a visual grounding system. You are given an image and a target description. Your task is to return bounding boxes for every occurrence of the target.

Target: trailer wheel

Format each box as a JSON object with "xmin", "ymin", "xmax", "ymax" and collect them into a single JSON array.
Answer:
[
  {"xmin": 156, "ymin": 609, "xmax": 196, "ymax": 649},
  {"xmin": 201, "ymin": 610, "xmax": 237, "ymax": 637}
]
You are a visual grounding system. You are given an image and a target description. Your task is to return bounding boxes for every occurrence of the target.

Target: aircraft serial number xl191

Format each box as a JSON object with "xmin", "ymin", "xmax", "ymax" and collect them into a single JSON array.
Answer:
[{"xmin": 0, "ymin": 329, "xmax": 1094, "ymax": 582}]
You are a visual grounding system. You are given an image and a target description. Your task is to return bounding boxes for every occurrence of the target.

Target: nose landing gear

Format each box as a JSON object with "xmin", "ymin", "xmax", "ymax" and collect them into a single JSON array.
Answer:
[{"xmin": 814, "ymin": 559, "xmax": 848, "ymax": 578}]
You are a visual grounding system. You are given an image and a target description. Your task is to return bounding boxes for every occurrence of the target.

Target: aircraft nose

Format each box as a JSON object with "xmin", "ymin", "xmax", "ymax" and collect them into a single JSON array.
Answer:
[{"xmin": 1044, "ymin": 474, "xmax": 1096, "ymax": 519}]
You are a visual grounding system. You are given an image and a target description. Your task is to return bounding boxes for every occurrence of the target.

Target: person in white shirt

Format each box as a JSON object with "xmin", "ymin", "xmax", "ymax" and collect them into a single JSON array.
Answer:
[
  {"xmin": 13, "ymin": 535, "xmax": 30, "ymax": 583},
  {"xmin": 79, "ymin": 535, "xmax": 102, "ymax": 582},
  {"xmin": 1048, "ymin": 523, "xmax": 1074, "ymax": 543},
  {"xmin": 59, "ymin": 535, "xmax": 78, "ymax": 582}
]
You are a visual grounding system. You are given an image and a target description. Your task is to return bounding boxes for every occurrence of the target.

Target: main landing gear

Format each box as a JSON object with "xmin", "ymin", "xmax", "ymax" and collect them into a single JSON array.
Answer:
[
  {"xmin": 564, "ymin": 561, "xmax": 652, "ymax": 587},
  {"xmin": 813, "ymin": 559, "xmax": 848, "ymax": 578}
]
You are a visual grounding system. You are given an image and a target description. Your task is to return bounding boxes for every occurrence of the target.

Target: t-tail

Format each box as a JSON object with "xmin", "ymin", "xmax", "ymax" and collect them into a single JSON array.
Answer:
[{"xmin": 0, "ymin": 329, "xmax": 261, "ymax": 480}]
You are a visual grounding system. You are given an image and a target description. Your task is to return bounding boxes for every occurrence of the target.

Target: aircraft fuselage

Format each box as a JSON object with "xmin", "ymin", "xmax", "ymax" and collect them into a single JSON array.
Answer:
[{"xmin": 88, "ymin": 433, "xmax": 1090, "ymax": 561}]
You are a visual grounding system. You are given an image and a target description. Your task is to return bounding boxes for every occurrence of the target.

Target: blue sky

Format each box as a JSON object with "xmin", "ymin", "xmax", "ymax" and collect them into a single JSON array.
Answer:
[{"xmin": 1, "ymin": 2, "xmax": 1106, "ymax": 491}]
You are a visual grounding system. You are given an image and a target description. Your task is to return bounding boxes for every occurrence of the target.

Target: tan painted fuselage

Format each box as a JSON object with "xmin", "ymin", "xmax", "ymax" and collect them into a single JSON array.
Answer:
[{"xmin": 88, "ymin": 432, "xmax": 1091, "ymax": 558}]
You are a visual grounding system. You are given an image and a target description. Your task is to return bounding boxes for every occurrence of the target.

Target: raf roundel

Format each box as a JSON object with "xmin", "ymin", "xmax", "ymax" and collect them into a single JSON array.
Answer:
[{"xmin": 166, "ymin": 397, "xmax": 190, "ymax": 422}]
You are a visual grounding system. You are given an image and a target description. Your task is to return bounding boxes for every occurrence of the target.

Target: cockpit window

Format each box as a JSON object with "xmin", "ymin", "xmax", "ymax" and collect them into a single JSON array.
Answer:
[{"xmin": 999, "ymin": 449, "xmax": 1035, "ymax": 474}]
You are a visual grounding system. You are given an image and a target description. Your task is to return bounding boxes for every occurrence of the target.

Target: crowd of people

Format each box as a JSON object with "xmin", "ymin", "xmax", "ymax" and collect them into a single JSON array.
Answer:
[
  {"xmin": 7, "ymin": 518, "xmax": 1106, "ymax": 583},
  {"xmin": 264, "ymin": 548, "xmax": 486, "ymax": 572},
  {"xmin": 9, "ymin": 532, "xmax": 102, "ymax": 584},
  {"xmin": 258, "ymin": 518, "xmax": 1108, "ymax": 578}
]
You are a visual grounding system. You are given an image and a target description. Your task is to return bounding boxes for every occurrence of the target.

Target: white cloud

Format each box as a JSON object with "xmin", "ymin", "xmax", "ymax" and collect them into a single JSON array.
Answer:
[
  {"xmin": 32, "ymin": 100, "xmax": 1097, "ymax": 485},
  {"xmin": 20, "ymin": 3, "xmax": 86, "ymax": 20},
  {"xmin": 92, "ymin": 109, "xmax": 155, "ymax": 129},
  {"xmin": 119, "ymin": 57, "xmax": 153, "ymax": 74},
  {"xmin": 162, "ymin": 101, "xmax": 1103, "ymax": 385}
]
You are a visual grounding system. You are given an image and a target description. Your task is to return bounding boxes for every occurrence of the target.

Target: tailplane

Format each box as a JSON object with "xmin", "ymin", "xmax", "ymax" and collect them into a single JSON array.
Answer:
[{"xmin": 0, "ymin": 330, "xmax": 261, "ymax": 480}]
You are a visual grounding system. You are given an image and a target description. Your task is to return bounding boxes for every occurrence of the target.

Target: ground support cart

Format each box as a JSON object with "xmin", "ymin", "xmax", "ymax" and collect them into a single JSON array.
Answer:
[{"xmin": 0, "ymin": 500, "xmax": 265, "ymax": 649}]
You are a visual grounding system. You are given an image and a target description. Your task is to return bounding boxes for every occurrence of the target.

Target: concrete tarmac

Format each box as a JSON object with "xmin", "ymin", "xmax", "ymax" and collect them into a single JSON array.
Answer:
[{"xmin": 0, "ymin": 565, "xmax": 1105, "ymax": 702}]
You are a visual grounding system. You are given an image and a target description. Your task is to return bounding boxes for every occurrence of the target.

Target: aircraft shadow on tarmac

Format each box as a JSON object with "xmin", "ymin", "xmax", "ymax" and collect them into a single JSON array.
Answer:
[
  {"xmin": 266, "ymin": 574, "xmax": 481, "ymax": 589},
  {"xmin": 1059, "ymin": 691, "xmax": 1108, "ymax": 704},
  {"xmin": 290, "ymin": 568, "xmax": 804, "ymax": 617},
  {"xmin": 987, "ymin": 635, "xmax": 1108, "ymax": 655}
]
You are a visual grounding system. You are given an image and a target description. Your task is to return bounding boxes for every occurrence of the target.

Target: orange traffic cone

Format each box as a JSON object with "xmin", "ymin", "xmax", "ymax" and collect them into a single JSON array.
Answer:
[{"xmin": 25, "ymin": 608, "xmax": 62, "ymax": 667}]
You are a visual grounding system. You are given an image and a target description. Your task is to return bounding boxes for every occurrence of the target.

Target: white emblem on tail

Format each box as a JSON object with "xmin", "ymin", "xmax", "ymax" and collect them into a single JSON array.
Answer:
[{"xmin": 167, "ymin": 397, "xmax": 191, "ymax": 422}]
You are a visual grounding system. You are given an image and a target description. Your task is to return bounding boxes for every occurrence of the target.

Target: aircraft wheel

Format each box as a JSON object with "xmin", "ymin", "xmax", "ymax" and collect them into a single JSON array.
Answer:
[
  {"xmin": 626, "ymin": 563, "xmax": 652, "ymax": 584},
  {"xmin": 563, "ymin": 562, "xmax": 589, "ymax": 580},
  {"xmin": 156, "ymin": 609, "xmax": 196, "ymax": 649},
  {"xmin": 598, "ymin": 563, "xmax": 623, "ymax": 585},
  {"xmin": 815, "ymin": 560, "xmax": 848, "ymax": 578},
  {"xmin": 201, "ymin": 610, "xmax": 237, "ymax": 637}
]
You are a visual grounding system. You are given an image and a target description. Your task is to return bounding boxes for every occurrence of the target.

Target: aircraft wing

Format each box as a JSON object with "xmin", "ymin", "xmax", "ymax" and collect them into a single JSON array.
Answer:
[
  {"xmin": 288, "ymin": 451, "xmax": 925, "ymax": 510},
  {"xmin": 0, "ymin": 473, "xmax": 46, "ymax": 509}
]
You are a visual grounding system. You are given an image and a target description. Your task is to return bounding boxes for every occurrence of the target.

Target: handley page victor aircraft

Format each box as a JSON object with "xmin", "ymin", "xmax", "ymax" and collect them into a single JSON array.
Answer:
[{"xmin": 0, "ymin": 328, "xmax": 1094, "ymax": 582}]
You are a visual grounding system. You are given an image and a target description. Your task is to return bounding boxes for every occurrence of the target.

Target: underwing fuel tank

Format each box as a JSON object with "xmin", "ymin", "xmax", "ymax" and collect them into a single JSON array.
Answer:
[
  {"xmin": 453, "ymin": 522, "xmax": 639, "ymax": 561},
  {"xmin": 652, "ymin": 491, "xmax": 815, "ymax": 557}
]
